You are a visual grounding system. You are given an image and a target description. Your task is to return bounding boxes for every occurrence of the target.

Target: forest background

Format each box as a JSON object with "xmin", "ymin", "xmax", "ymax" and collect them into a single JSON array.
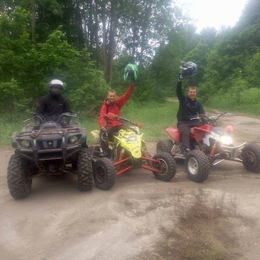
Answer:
[{"xmin": 1, "ymin": 0, "xmax": 260, "ymax": 145}]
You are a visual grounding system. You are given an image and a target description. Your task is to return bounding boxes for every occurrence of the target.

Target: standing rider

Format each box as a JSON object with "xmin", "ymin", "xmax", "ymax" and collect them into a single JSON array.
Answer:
[{"xmin": 176, "ymin": 62, "xmax": 205, "ymax": 156}]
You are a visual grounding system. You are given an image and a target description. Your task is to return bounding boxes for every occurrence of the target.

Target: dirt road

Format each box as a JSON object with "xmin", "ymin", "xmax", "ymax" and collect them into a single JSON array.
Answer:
[{"xmin": 1, "ymin": 113, "xmax": 260, "ymax": 260}]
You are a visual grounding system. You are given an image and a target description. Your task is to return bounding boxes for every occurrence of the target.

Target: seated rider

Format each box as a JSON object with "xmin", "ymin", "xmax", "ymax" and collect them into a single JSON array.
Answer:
[
  {"xmin": 176, "ymin": 64, "xmax": 205, "ymax": 156},
  {"xmin": 98, "ymin": 64, "xmax": 138, "ymax": 156},
  {"xmin": 36, "ymin": 79, "xmax": 72, "ymax": 126},
  {"xmin": 98, "ymin": 83, "xmax": 135, "ymax": 155}
]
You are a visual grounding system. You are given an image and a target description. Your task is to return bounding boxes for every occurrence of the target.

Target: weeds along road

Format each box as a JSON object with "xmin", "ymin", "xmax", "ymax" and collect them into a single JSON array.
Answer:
[{"xmin": 0, "ymin": 113, "xmax": 260, "ymax": 260}]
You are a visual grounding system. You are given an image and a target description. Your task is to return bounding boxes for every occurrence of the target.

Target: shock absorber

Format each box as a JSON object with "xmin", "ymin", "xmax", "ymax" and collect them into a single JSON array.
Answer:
[
  {"xmin": 142, "ymin": 149, "xmax": 149, "ymax": 157},
  {"xmin": 119, "ymin": 148, "xmax": 125, "ymax": 161},
  {"xmin": 209, "ymin": 141, "xmax": 217, "ymax": 157}
]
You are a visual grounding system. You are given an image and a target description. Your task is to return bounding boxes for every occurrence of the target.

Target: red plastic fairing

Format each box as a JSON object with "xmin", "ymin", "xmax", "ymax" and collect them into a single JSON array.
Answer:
[
  {"xmin": 225, "ymin": 124, "xmax": 234, "ymax": 133},
  {"xmin": 165, "ymin": 126, "xmax": 181, "ymax": 144},
  {"xmin": 193, "ymin": 124, "xmax": 212, "ymax": 142}
]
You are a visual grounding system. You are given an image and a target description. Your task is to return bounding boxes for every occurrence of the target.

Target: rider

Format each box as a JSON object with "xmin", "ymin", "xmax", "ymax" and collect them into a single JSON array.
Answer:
[
  {"xmin": 176, "ymin": 62, "xmax": 205, "ymax": 156},
  {"xmin": 36, "ymin": 79, "xmax": 72, "ymax": 123},
  {"xmin": 98, "ymin": 64, "xmax": 138, "ymax": 155}
]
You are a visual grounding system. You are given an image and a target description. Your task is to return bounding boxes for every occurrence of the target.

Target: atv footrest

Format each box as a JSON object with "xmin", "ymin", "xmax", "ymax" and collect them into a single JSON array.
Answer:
[
  {"xmin": 141, "ymin": 165, "xmax": 163, "ymax": 173},
  {"xmin": 116, "ymin": 166, "xmax": 132, "ymax": 176}
]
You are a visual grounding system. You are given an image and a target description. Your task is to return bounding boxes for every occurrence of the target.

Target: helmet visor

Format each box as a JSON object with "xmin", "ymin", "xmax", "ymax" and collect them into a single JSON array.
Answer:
[{"xmin": 50, "ymin": 85, "xmax": 63, "ymax": 95}]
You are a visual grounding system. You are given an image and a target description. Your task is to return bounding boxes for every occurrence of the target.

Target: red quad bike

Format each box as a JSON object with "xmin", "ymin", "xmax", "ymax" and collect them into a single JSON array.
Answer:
[
  {"xmin": 89, "ymin": 113, "xmax": 177, "ymax": 190},
  {"xmin": 156, "ymin": 112, "xmax": 260, "ymax": 183}
]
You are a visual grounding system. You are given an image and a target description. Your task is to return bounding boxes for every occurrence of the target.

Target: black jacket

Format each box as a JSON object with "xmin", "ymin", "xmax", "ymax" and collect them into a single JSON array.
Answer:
[
  {"xmin": 176, "ymin": 81, "xmax": 205, "ymax": 122},
  {"xmin": 36, "ymin": 93, "xmax": 71, "ymax": 121}
]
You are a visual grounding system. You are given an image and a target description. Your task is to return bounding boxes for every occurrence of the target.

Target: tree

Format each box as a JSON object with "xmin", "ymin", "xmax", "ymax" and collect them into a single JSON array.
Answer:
[
  {"xmin": 238, "ymin": 0, "xmax": 260, "ymax": 27},
  {"xmin": 0, "ymin": 7, "xmax": 107, "ymax": 115},
  {"xmin": 182, "ymin": 43, "xmax": 211, "ymax": 85}
]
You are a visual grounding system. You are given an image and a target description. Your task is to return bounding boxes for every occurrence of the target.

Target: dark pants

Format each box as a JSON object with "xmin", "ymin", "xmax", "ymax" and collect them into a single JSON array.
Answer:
[
  {"xmin": 177, "ymin": 120, "xmax": 204, "ymax": 151},
  {"xmin": 100, "ymin": 125, "xmax": 125, "ymax": 151}
]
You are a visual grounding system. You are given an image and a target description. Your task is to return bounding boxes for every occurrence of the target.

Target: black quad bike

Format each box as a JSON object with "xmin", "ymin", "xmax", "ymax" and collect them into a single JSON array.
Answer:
[
  {"xmin": 89, "ymin": 113, "xmax": 177, "ymax": 190},
  {"xmin": 7, "ymin": 113, "xmax": 93, "ymax": 199},
  {"xmin": 156, "ymin": 112, "xmax": 260, "ymax": 183}
]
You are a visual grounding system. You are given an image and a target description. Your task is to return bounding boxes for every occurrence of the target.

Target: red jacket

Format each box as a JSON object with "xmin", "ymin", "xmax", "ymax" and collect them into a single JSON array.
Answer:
[{"xmin": 98, "ymin": 84, "xmax": 134, "ymax": 128}]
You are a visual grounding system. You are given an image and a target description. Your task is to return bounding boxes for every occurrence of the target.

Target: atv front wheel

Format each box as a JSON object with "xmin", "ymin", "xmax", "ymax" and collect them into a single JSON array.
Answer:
[
  {"xmin": 185, "ymin": 150, "xmax": 210, "ymax": 183},
  {"xmin": 7, "ymin": 154, "xmax": 32, "ymax": 199},
  {"xmin": 156, "ymin": 139, "xmax": 173, "ymax": 154},
  {"xmin": 152, "ymin": 152, "xmax": 177, "ymax": 181},
  {"xmin": 77, "ymin": 148, "xmax": 93, "ymax": 191},
  {"xmin": 242, "ymin": 143, "xmax": 260, "ymax": 173},
  {"xmin": 93, "ymin": 157, "xmax": 116, "ymax": 190}
]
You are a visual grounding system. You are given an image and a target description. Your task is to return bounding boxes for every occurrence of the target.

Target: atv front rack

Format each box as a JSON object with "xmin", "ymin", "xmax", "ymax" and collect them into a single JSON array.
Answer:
[
  {"xmin": 114, "ymin": 157, "xmax": 165, "ymax": 176},
  {"xmin": 13, "ymin": 127, "xmax": 86, "ymax": 167}
]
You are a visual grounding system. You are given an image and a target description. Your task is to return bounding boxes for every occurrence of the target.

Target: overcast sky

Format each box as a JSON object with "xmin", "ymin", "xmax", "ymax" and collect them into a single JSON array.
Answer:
[{"xmin": 178, "ymin": 0, "xmax": 249, "ymax": 32}]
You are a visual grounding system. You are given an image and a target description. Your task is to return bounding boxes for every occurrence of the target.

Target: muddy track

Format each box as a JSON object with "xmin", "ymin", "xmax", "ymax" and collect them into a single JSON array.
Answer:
[{"xmin": 0, "ymin": 113, "xmax": 260, "ymax": 260}]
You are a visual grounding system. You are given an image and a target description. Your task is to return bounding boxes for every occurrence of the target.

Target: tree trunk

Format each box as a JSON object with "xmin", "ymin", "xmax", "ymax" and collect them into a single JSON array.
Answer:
[
  {"xmin": 1, "ymin": 1, "xmax": 5, "ymax": 12},
  {"xmin": 107, "ymin": 1, "xmax": 117, "ymax": 84},
  {"xmin": 131, "ymin": 0, "xmax": 137, "ymax": 62},
  {"xmin": 94, "ymin": 1, "xmax": 100, "ymax": 68},
  {"xmin": 31, "ymin": 0, "xmax": 36, "ymax": 44},
  {"xmin": 101, "ymin": 4, "xmax": 108, "ymax": 83},
  {"xmin": 140, "ymin": 1, "xmax": 152, "ymax": 67}
]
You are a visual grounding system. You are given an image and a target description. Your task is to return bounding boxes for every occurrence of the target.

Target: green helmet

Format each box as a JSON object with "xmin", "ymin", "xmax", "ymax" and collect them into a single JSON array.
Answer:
[{"xmin": 124, "ymin": 63, "xmax": 138, "ymax": 82}]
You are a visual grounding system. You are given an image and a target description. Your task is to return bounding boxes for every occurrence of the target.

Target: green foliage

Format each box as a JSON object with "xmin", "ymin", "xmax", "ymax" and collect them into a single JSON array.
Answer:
[
  {"xmin": 238, "ymin": 0, "xmax": 260, "ymax": 26},
  {"xmin": 1, "ymin": 0, "xmax": 260, "ymax": 122},
  {"xmin": 0, "ymin": 7, "xmax": 32, "ymax": 83},
  {"xmin": 0, "ymin": 7, "xmax": 107, "ymax": 116},
  {"xmin": 182, "ymin": 43, "xmax": 211, "ymax": 85},
  {"xmin": 0, "ymin": 80, "xmax": 32, "ymax": 114},
  {"xmin": 199, "ymin": 12, "xmax": 260, "ymax": 99},
  {"xmin": 205, "ymin": 84, "xmax": 260, "ymax": 115},
  {"xmin": 65, "ymin": 51, "xmax": 108, "ymax": 116},
  {"xmin": 244, "ymin": 51, "xmax": 260, "ymax": 86},
  {"xmin": 0, "ymin": 114, "xmax": 25, "ymax": 147},
  {"xmin": 112, "ymin": 54, "xmax": 168, "ymax": 103},
  {"xmin": 36, "ymin": 28, "xmax": 78, "ymax": 71}
]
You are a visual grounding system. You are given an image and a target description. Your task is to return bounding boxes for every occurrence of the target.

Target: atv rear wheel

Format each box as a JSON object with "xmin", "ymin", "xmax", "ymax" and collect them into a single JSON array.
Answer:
[
  {"xmin": 77, "ymin": 148, "xmax": 93, "ymax": 191},
  {"xmin": 7, "ymin": 154, "xmax": 32, "ymax": 199},
  {"xmin": 156, "ymin": 139, "xmax": 173, "ymax": 154},
  {"xmin": 242, "ymin": 143, "xmax": 260, "ymax": 173},
  {"xmin": 185, "ymin": 150, "xmax": 210, "ymax": 183},
  {"xmin": 152, "ymin": 152, "xmax": 176, "ymax": 181},
  {"xmin": 93, "ymin": 157, "xmax": 116, "ymax": 190}
]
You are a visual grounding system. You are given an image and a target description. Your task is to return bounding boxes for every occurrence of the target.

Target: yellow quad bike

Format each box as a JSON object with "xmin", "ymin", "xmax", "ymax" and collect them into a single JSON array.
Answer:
[{"xmin": 90, "ymin": 113, "xmax": 177, "ymax": 190}]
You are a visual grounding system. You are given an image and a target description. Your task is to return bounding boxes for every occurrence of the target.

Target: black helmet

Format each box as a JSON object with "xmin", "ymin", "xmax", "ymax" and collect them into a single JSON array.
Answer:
[
  {"xmin": 124, "ymin": 63, "xmax": 138, "ymax": 82},
  {"xmin": 179, "ymin": 61, "xmax": 197, "ymax": 79},
  {"xmin": 49, "ymin": 79, "xmax": 63, "ymax": 95}
]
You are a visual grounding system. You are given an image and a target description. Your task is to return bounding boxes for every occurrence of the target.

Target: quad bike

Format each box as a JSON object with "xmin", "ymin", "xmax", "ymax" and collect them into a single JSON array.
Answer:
[
  {"xmin": 7, "ymin": 113, "xmax": 93, "ymax": 199},
  {"xmin": 156, "ymin": 112, "xmax": 260, "ymax": 183},
  {"xmin": 90, "ymin": 113, "xmax": 177, "ymax": 190}
]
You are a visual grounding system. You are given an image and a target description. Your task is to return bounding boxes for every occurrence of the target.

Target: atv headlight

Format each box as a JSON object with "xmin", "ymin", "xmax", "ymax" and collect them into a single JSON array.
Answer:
[
  {"xmin": 220, "ymin": 136, "xmax": 232, "ymax": 145},
  {"xmin": 69, "ymin": 136, "xmax": 78, "ymax": 144},
  {"xmin": 20, "ymin": 140, "xmax": 30, "ymax": 148}
]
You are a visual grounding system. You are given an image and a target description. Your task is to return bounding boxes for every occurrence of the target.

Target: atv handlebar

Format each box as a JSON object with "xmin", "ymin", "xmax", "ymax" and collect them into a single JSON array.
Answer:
[
  {"xmin": 24, "ymin": 112, "xmax": 78, "ymax": 125},
  {"xmin": 23, "ymin": 114, "xmax": 46, "ymax": 124},
  {"xmin": 105, "ymin": 113, "xmax": 143, "ymax": 128},
  {"xmin": 198, "ymin": 112, "xmax": 227, "ymax": 126}
]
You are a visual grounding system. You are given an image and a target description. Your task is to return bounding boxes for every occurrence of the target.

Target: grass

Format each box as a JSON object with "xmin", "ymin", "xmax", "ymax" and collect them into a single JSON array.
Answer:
[
  {"xmin": 2, "ymin": 97, "xmax": 260, "ymax": 147},
  {"xmin": 0, "ymin": 101, "xmax": 179, "ymax": 147},
  {"xmin": 82, "ymin": 101, "xmax": 180, "ymax": 143},
  {"xmin": 204, "ymin": 87, "xmax": 260, "ymax": 116}
]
